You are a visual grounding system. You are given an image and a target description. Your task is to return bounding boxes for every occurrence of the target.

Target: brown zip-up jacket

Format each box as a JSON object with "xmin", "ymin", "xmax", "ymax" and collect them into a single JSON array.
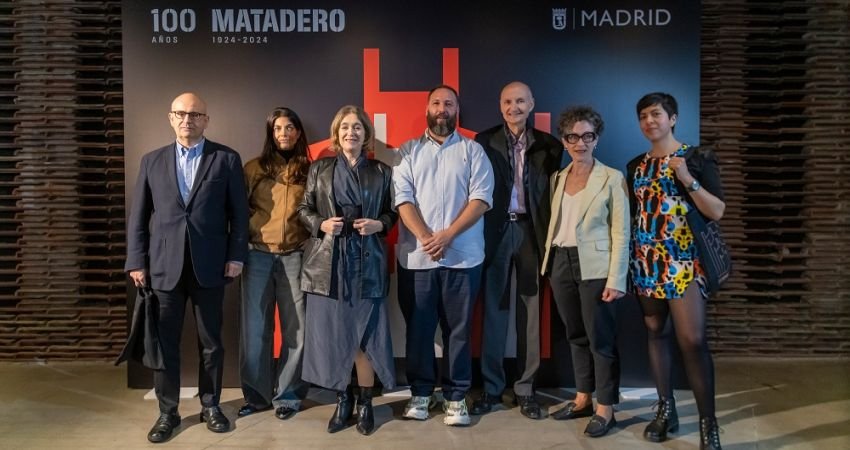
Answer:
[{"xmin": 244, "ymin": 155, "xmax": 309, "ymax": 253}]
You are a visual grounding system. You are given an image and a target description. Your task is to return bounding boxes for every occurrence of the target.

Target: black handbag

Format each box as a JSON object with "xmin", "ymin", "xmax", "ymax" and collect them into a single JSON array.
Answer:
[
  {"xmin": 677, "ymin": 146, "xmax": 732, "ymax": 295},
  {"xmin": 685, "ymin": 207, "xmax": 732, "ymax": 295},
  {"xmin": 114, "ymin": 287, "xmax": 165, "ymax": 370}
]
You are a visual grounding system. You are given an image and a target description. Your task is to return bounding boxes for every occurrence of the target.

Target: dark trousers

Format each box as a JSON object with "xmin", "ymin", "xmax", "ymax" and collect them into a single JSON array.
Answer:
[
  {"xmin": 481, "ymin": 218, "xmax": 540, "ymax": 396},
  {"xmin": 397, "ymin": 264, "xmax": 481, "ymax": 401},
  {"xmin": 550, "ymin": 246, "xmax": 620, "ymax": 405},
  {"xmin": 152, "ymin": 250, "xmax": 226, "ymax": 415}
]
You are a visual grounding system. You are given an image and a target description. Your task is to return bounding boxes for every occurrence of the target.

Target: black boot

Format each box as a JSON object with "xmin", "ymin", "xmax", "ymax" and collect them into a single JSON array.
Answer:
[
  {"xmin": 643, "ymin": 396, "xmax": 679, "ymax": 442},
  {"xmin": 327, "ymin": 387, "xmax": 354, "ymax": 433},
  {"xmin": 355, "ymin": 386, "xmax": 375, "ymax": 435},
  {"xmin": 700, "ymin": 416, "xmax": 722, "ymax": 450}
]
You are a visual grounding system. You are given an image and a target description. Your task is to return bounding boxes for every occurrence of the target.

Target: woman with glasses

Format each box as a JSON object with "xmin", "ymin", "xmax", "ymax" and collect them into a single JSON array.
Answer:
[
  {"xmin": 298, "ymin": 105, "xmax": 397, "ymax": 435},
  {"xmin": 626, "ymin": 92, "xmax": 724, "ymax": 450},
  {"xmin": 238, "ymin": 107, "xmax": 311, "ymax": 420},
  {"xmin": 541, "ymin": 105, "xmax": 629, "ymax": 438}
]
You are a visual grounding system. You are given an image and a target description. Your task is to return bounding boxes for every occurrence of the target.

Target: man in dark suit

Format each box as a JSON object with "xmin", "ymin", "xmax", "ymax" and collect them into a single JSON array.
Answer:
[
  {"xmin": 125, "ymin": 92, "xmax": 249, "ymax": 443},
  {"xmin": 472, "ymin": 82, "xmax": 561, "ymax": 419}
]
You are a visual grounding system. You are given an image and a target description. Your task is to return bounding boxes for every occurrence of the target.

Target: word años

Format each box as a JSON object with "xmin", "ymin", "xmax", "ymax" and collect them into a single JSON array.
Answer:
[{"xmin": 151, "ymin": 35, "xmax": 178, "ymax": 44}]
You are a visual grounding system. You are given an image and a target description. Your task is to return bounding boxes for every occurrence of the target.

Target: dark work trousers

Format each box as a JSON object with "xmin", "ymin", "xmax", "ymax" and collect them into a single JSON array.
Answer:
[
  {"xmin": 152, "ymin": 247, "xmax": 226, "ymax": 415},
  {"xmin": 397, "ymin": 264, "xmax": 482, "ymax": 402},
  {"xmin": 480, "ymin": 217, "xmax": 541, "ymax": 397},
  {"xmin": 549, "ymin": 246, "xmax": 620, "ymax": 405}
]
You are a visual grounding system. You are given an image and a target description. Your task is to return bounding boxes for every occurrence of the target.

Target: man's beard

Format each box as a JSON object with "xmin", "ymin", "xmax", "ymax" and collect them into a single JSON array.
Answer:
[{"xmin": 426, "ymin": 111, "xmax": 457, "ymax": 137}]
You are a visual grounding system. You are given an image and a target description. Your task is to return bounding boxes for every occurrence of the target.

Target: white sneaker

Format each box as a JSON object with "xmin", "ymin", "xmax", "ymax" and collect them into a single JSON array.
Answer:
[
  {"xmin": 443, "ymin": 399, "xmax": 471, "ymax": 426},
  {"xmin": 403, "ymin": 396, "xmax": 433, "ymax": 420}
]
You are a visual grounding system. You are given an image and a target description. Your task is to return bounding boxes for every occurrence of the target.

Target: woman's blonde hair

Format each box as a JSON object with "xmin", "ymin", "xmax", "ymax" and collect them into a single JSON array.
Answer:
[{"xmin": 329, "ymin": 105, "xmax": 374, "ymax": 154}]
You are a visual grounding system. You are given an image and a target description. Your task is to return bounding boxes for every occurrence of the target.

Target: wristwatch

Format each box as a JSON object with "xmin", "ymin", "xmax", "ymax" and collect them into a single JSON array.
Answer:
[{"xmin": 687, "ymin": 179, "xmax": 701, "ymax": 192}]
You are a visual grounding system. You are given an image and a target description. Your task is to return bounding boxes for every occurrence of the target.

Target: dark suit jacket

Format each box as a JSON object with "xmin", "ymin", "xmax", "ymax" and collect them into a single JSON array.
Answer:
[
  {"xmin": 125, "ymin": 139, "xmax": 249, "ymax": 291},
  {"xmin": 476, "ymin": 124, "xmax": 562, "ymax": 263}
]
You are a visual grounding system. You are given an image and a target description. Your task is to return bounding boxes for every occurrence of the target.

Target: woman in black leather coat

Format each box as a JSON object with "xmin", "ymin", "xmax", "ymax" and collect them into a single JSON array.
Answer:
[{"xmin": 298, "ymin": 105, "xmax": 397, "ymax": 436}]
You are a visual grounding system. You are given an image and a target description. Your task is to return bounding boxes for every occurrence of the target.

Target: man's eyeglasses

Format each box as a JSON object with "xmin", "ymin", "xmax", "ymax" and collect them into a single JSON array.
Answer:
[
  {"xmin": 171, "ymin": 111, "xmax": 207, "ymax": 121},
  {"xmin": 563, "ymin": 131, "xmax": 598, "ymax": 144}
]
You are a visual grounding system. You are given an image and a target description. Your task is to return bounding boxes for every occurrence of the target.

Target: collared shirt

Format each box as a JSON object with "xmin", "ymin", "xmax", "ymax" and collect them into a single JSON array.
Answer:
[
  {"xmin": 506, "ymin": 126, "xmax": 536, "ymax": 214},
  {"xmin": 393, "ymin": 129, "xmax": 494, "ymax": 269},
  {"xmin": 175, "ymin": 138, "xmax": 204, "ymax": 203}
]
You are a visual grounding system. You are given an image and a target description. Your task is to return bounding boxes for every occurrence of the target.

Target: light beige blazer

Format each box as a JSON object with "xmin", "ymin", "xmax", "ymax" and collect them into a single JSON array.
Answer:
[{"xmin": 541, "ymin": 159, "xmax": 630, "ymax": 292}]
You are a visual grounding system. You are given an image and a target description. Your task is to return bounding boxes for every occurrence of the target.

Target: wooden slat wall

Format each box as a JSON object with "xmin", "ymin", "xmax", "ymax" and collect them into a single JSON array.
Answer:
[
  {"xmin": 0, "ymin": 1, "xmax": 847, "ymax": 359},
  {"xmin": 701, "ymin": 0, "xmax": 850, "ymax": 354},
  {"xmin": 0, "ymin": 1, "xmax": 125, "ymax": 359}
]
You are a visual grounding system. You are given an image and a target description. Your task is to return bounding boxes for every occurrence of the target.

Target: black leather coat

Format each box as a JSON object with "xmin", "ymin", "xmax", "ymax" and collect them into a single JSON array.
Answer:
[{"xmin": 297, "ymin": 156, "xmax": 397, "ymax": 298}]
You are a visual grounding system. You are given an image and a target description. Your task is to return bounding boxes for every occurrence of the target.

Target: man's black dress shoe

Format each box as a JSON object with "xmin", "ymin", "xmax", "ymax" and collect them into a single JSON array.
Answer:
[
  {"xmin": 200, "ymin": 405, "xmax": 230, "ymax": 433},
  {"xmin": 470, "ymin": 392, "xmax": 501, "ymax": 415},
  {"xmin": 275, "ymin": 406, "xmax": 298, "ymax": 420},
  {"xmin": 551, "ymin": 401, "xmax": 594, "ymax": 420},
  {"xmin": 515, "ymin": 395, "xmax": 542, "ymax": 420},
  {"xmin": 147, "ymin": 413, "xmax": 180, "ymax": 443},
  {"xmin": 237, "ymin": 403, "xmax": 272, "ymax": 417},
  {"xmin": 584, "ymin": 414, "xmax": 617, "ymax": 438}
]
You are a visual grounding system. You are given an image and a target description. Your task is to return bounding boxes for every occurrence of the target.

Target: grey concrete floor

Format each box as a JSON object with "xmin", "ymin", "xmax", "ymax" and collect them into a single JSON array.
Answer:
[{"xmin": 1, "ymin": 359, "xmax": 848, "ymax": 449}]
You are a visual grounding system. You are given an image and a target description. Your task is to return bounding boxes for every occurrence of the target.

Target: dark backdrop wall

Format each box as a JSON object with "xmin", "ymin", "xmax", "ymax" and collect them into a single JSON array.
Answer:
[{"xmin": 0, "ymin": 1, "xmax": 847, "ymax": 371}]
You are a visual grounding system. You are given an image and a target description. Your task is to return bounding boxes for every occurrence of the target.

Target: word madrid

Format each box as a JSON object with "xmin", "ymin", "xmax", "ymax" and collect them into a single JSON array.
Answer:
[
  {"xmin": 212, "ymin": 8, "xmax": 345, "ymax": 32},
  {"xmin": 552, "ymin": 8, "xmax": 671, "ymax": 30}
]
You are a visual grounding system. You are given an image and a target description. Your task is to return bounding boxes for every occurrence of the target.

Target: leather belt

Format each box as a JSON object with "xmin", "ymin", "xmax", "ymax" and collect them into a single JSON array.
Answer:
[{"xmin": 507, "ymin": 212, "xmax": 529, "ymax": 221}]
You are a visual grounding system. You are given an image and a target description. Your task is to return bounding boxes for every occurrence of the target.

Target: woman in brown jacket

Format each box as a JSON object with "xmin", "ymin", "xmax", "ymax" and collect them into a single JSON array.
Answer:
[{"xmin": 237, "ymin": 107, "xmax": 311, "ymax": 421}]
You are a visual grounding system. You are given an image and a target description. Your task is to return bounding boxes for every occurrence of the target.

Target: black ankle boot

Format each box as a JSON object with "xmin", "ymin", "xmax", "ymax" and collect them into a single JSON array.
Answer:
[
  {"xmin": 643, "ymin": 396, "xmax": 679, "ymax": 442},
  {"xmin": 327, "ymin": 387, "xmax": 354, "ymax": 433},
  {"xmin": 700, "ymin": 416, "xmax": 722, "ymax": 450},
  {"xmin": 355, "ymin": 386, "xmax": 375, "ymax": 435}
]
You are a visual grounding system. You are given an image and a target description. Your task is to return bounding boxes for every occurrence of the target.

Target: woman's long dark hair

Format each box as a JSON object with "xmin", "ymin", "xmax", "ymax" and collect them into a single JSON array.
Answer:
[{"xmin": 259, "ymin": 107, "xmax": 309, "ymax": 184}]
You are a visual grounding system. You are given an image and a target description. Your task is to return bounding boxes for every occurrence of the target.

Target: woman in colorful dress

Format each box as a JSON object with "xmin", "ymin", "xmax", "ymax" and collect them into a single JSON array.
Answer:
[
  {"xmin": 298, "ymin": 105, "xmax": 397, "ymax": 435},
  {"xmin": 626, "ymin": 92, "xmax": 725, "ymax": 450}
]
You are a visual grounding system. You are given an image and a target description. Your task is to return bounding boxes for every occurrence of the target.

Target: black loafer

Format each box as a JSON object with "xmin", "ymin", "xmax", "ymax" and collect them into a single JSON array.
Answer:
[
  {"xmin": 470, "ymin": 392, "xmax": 501, "ymax": 415},
  {"xmin": 584, "ymin": 414, "xmax": 617, "ymax": 438},
  {"xmin": 515, "ymin": 395, "xmax": 542, "ymax": 420},
  {"xmin": 551, "ymin": 401, "xmax": 594, "ymax": 420},
  {"xmin": 200, "ymin": 405, "xmax": 230, "ymax": 433},
  {"xmin": 237, "ymin": 403, "xmax": 272, "ymax": 417},
  {"xmin": 147, "ymin": 413, "xmax": 180, "ymax": 443},
  {"xmin": 275, "ymin": 406, "xmax": 298, "ymax": 420}
]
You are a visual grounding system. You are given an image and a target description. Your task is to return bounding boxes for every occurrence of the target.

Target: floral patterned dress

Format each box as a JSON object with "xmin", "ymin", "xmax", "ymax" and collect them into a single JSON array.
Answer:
[{"xmin": 629, "ymin": 145, "xmax": 707, "ymax": 299}]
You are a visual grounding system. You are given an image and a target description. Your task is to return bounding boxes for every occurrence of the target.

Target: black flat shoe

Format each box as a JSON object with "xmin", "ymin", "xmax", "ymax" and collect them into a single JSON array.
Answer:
[
  {"xmin": 147, "ymin": 413, "xmax": 180, "ymax": 443},
  {"xmin": 515, "ymin": 395, "xmax": 542, "ymax": 420},
  {"xmin": 551, "ymin": 401, "xmax": 594, "ymax": 420},
  {"xmin": 200, "ymin": 405, "xmax": 230, "ymax": 433},
  {"xmin": 584, "ymin": 414, "xmax": 617, "ymax": 438},
  {"xmin": 237, "ymin": 403, "xmax": 272, "ymax": 417},
  {"xmin": 470, "ymin": 392, "xmax": 501, "ymax": 415},
  {"xmin": 275, "ymin": 406, "xmax": 298, "ymax": 420}
]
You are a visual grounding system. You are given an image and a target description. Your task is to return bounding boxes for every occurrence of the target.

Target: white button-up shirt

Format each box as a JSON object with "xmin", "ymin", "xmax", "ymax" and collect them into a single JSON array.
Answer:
[{"xmin": 393, "ymin": 130, "xmax": 494, "ymax": 269}]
